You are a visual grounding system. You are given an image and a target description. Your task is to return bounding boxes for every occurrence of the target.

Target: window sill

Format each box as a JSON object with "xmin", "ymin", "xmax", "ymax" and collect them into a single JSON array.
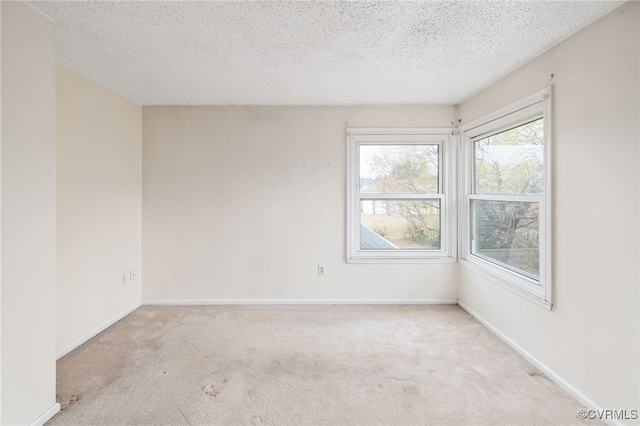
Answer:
[
  {"xmin": 459, "ymin": 258, "xmax": 552, "ymax": 310},
  {"xmin": 347, "ymin": 256, "xmax": 457, "ymax": 264}
]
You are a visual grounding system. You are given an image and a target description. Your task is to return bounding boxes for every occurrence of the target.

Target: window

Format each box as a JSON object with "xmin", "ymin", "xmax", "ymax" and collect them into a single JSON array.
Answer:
[
  {"xmin": 460, "ymin": 88, "xmax": 552, "ymax": 308},
  {"xmin": 346, "ymin": 128, "xmax": 455, "ymax": 263}
]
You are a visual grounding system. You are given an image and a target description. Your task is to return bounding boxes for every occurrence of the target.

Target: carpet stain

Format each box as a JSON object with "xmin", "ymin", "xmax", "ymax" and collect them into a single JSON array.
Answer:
[
  {"xmin": 57, "ymin": 393, "xmax": 79, "ymax": 406},
  {"xmin": 65, "ymin": 395, "xmax": 80, "ymax": 405},
  {"xmin": 201, "ymin": 384, "xmax": 221, "ymax": 397},
  {"xmin": 528, "ymin": 371, "xmax": 552, "ymax": 382},
  {"xmin": 403, "ymin": 386, "xmax": 419, "ymax": 396},
  {"xmin": 250, "ymin": 415, "xmax": 266, "ymax": 425},
  {"xmin": 324, "ymin": 384, "xmax": 340, "ymax": 398}
]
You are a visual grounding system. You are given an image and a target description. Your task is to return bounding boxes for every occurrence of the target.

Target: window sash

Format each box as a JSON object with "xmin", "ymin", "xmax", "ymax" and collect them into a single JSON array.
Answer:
[
  {"xmin": 359, "ymin": 193, "xmax": 444, "ymax": 201},
  {"xmin": 469, "ymin": 198, "xmax": 541, "ymax": 281},
  {"xmin": 360, "ymin": 198, "xmax": 442, "ymax": 251},
  {"xmin": 471, "ymin": 117, "xmax": 544, "ymax": 197},
  {"xmin": 467, "ymin": 194, "xmax": 540, "ymax": 203},
  {"xmin": 357, "ymin": 140, "xmax": 444, "ymax": 195}
]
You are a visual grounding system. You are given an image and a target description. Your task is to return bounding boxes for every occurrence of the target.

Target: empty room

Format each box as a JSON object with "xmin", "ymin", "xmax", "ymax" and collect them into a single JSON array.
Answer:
[{"xmin": 1, "ymin": 0, "xmax": 638, "ymax": 425}]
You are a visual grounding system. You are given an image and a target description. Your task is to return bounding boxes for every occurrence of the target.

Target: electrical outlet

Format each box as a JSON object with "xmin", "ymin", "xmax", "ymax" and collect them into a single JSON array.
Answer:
[
  {"xmin": 318, "ymin": 264, "xmax": 327, "ymax": 276},
  {"xmin": 130, "ymin": 269, "xmax": 136, "ymax": 281}
]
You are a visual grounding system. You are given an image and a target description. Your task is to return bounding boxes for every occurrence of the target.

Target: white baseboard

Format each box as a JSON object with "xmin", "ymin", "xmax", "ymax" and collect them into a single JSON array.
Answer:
[
  {"xmin": 56, "ymin": 301, "xmax": 142, "ymax": 360},
  {"xmin": 30, "ymin": 403, "xmax": 60, "ymax": 426},
  {"xmin": 457, "ymin": 300, "xmax": 619, "ymax": 426},
  {"xmin": 142, "ymin": 298, "xmax": 458, "ymax": 306}
]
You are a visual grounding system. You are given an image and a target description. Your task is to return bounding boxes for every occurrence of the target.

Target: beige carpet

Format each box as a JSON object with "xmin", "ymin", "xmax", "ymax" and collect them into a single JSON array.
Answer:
[{"xmin": 50, "ymin": 305, "xmax": 597, "ymax": 425}]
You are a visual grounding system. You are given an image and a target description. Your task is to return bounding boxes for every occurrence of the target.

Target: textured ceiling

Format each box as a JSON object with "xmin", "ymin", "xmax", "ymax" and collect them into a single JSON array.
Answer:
[{"xmin": 31, "ymin": 1, "xmax": 622, "ymax": 105}]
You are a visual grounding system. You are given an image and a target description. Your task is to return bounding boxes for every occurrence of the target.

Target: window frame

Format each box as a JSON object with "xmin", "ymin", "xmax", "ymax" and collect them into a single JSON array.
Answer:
[
  {"xmin": 346, "ymin": 128, "xmax": 456, "ymax": 264},
  {"xmin": 458, "ymin": 87, "xmax": 553, "ymax": 309}
]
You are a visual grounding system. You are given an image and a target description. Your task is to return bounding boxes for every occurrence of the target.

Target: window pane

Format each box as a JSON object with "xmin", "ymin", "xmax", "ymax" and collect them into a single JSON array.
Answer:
[
  {"xmin": 472, "ymin": 200, "xmax": 539, "ymax": 278},
  {"xmin": 360, "ymin": 145, "xmax": 439, "ymax": 194},
  {"xmin": 360, "ymin": 199, "xmax": 440, "ymax": 250},
  {"xmin": 474, "ymin": 118, "xmax": 543, "ymax": 195}
]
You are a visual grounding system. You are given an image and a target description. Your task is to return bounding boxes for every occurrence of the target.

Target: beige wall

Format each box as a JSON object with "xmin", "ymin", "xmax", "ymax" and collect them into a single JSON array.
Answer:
[
  {"xmin": 457, "ymin": 2, "xmax": 639, "ymax": 417},
  {"xmin": 57, "ymin": 67, "xmax": 142, "ymax": 355},
  {"xmin": 1, "ymin": 2, "xmax": 58, "ymax": 424},
  {"xmin": 142, "ymin": 106, "xmax": 458, "ymax": 301}
]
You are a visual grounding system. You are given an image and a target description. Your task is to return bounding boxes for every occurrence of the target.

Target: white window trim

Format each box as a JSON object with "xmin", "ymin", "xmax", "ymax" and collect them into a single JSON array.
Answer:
[
  {"xmin": 346, "ymin": 128, "xmax": 457, "ymax": 264},
  {"xmin": 458, "ymin": 87, "xmax": 553, "ymax": 309}
]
